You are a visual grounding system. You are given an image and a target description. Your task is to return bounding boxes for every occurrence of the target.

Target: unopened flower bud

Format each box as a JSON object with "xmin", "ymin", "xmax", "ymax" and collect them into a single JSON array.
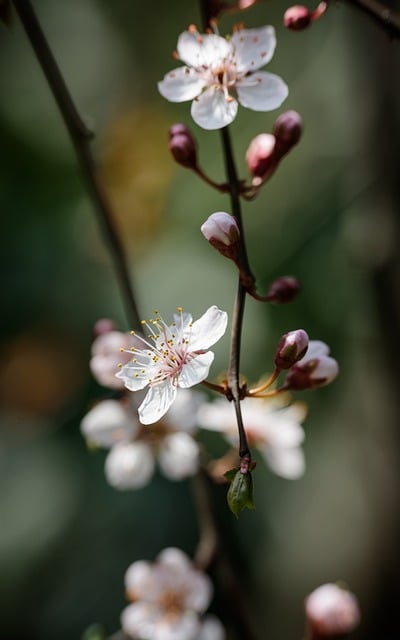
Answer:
[
  {"xmin": 93, "ymin": 317, "xmax": 117, "ymax": 338},
  {"xmin": 285, "ymin": 340, "xmax": 339, "ymax": 390},
  {"xmin": 272, "ymin": 110, "xmax": 303, "ymax": 159},
  {"xmin": 90, "ymin": 330, "xmax": 133, "ymax": 390},
  {"xmin": 275, "ymin": 329, "xmax": 309, "ymax": 370},
  {"xmin": 225, "ymin": 467, "xmax": 255, "ymax": 518},
  {"xmin": 305, "ymin": 583, "xmax": 360, "ymax": 638},
  {"xmin": 284, "ymin": 5, "xmax": 312, "ymax": 31},
  {"xmin": 168, "ymin": 123, "xmax": 197, "ymax": 168},
  {"xmin": 266, "ymin": 275, "xmax": 300, "ymax": 304},
  {"xmin": 201, "ymin": 212, "xmax": 240, "ymax": 259},
  {"xmin": 245, "ymin": 133, "xmax": 277, "ymax": 184}
]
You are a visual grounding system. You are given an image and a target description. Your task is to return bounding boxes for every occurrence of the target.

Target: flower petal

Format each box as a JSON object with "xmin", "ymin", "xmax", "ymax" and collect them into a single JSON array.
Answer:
[
  {"xmin": 261, "ymin": 445, "xmax": 305, "ymax": 479},
  {"xmin": 236, "ymin": 71, "xmax": 288, "ymax": 112},
  {"xmin": 189, "ymin": 305, "xmax": 228, "ymax": 351},
  {"xmin": 138, "ymin": 381, "xmax": 177, "ymax": 425},
  {"xmin": 191, "ymin": 87, "xmax": 238, "ymax": 130},
  {"xmin": 158, "ymin": 66, "xmax": 207, "ymax": 102},
  {"xmin": 198, "ymin": 615, "xmax": 226, "ymax": 640},
  {"xmin": 158, "ymin": 432, "xmax": 199, "ymax": 480},
  {"xmin": 80, "ymin": 399, "xmax": 138, "ymax": 448},
  {"xmin": 231, "ymin": 26, "xmax": 276, "ymax": 73},
  {"xmin": 178, "ymin": 352, "xmax": 215, "ymax": 388},
  {"xmin": 177, "ymin": 31, "xmax": 232, "ymax": 68},
  {"xmin": 116, "ymin": 355, "xmax": 153, "ymax": 392},
  {"xmin": 105, "ymin": 442, "xmax": 155, "ymax": 489},
  {"xmin": 302, "ymin": 340, "xmax": 330, "ymax": 361}
]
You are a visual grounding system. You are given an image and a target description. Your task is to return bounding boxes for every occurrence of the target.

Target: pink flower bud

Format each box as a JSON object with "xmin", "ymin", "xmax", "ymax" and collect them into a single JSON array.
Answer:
[
  {"xmin": 284, "ymin": 5, "xmax": 312, "ymax": 31},
  {"xmin": 201, "ymin": 212, "xmax": 240, "ymax": 259},
  {"xmin": 285, "ymin": 340, "xmax": 339, "ymax": 390},
  {"xmin": 275, "ymin": 329, "xmax": 309, "ymax": 370},
  {"xmin": 272, "ymin": 110, "xmax": 303, "ymax": 159},
  {"xmin": 168, "ymin": 123, "xmax": 197, "ymax": 168},
  {"xmin": 305, "ymin": 583, "xmax": 360, "ymax": 638},
  {"xmin": 93, "ymin": 318, "xmax": 117, "ymax": 338},
  {"xmin": 245, "ymin": 133, "xmax": 277, "ymax": 184},
  {"xmin": 266, "ymin": 276, "xmax": 300, "ymax": 304}
]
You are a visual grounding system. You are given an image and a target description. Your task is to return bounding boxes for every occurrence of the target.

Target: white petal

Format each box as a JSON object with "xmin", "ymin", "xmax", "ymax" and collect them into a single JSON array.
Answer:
[
  {"xmin": 158, "ymin": 432, "xmax": 200, "ymax": 480},
  {"xmin": 125, "ymin": 560, "xmax": 155, "ymax": 599},
  {"xmin": 236, "ymin": 71, "xmax": 288, "ymax": 112},
  {"xmin": 138, "ymin": 382, "xmax": 177, "ymax": 425},
  {"xmin": 116, "ymin": 355, "xmax": 153, "ymax": 392},
  {"xmin": 184, "ymin": 572, "xmax": 213, "ymax": 613},
  {"xmin": 155, "ymin": 611, "xmax": 201, "ymax": 640},
  {"xmin": 302, "ymin": 340, "xmax": 330, "ymax": 361},
  {"xmin": 264, "ymin": 419, "xmax": 305, "ymax": 448},
  {"xmin": 157, "ymin": 547, "xmax": 192, "ymax": 572},
  {"xmin": 198, "ymin": 615, "xmax": 226, "ymax": 640},
  {"xmin": 189, "ymin": 306, "xmax": 228, "ymax": 351},
  {"xmin": 121, "ymin": 602, "xmax": 161, "ymax": 640},
  {"xmin": 191, "ymin": 87, "xmax": 238, "ymax": 130},
  {"xmin": 177, "ymin": 31, "xmax": 232, "ymax": 68},
  {"xmin": 80, "ymin": 399, "xmax": 137, "ymax": 448},
  {"xmin": 178, "ymin": 352, "xmax": 215, "ymax": 388},
  {"xmin": 105, "ymin": 442, "xmax": 155, "ymax": 489},
  {"xmin": 165, "ymin": 389, "xmax": 205, "ymax": 432},
  {"xmin": 158, "ymin": 66, "xmax": 206, "ymax": 102},
  {"xmin": 231, "ymin": 26, "xmax": 276, "ymax": 73},
  {"xmin": 262, "ymin": 445, "xmax": 305, "ymax": 479},
  {"xmin": 197, "ymin": 400, "xmax": 234, "ymax": 434}
]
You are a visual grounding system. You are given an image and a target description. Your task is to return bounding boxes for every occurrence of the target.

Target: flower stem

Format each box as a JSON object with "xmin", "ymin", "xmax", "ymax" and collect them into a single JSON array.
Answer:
[
  {"xmin": 11, "ymin": 0, "xmax": 141, "ymax": 329},
  {"xmin": 247, "ymin": 368, "xmax": 280, "ymax": 396},
  {"xmin": 219, "ymin": 126, "xmax": 253, "ymax": 462}
]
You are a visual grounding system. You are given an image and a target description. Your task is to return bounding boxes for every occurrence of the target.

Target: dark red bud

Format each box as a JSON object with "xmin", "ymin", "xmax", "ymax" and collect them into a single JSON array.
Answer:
[
  {"xmin": 168, "ymin": 125, "xmax": 197, "ymax": 168},
  {"xmin": 272, "ymin": 110, "xmax": 303, "ymax": 159},
  {"xmin": 266, "ymin": 276, "xmax": 300, "ymax": 304}
]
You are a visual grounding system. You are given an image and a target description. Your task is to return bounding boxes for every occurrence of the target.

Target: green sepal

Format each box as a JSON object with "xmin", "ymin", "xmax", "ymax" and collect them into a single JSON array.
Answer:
[{"xmin": 225, "ymin": 468, "xmax": 255, "ymax": 518}]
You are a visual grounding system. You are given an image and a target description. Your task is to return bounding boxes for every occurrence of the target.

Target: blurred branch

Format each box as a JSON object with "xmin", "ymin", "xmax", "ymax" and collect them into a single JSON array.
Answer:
[
  {"xmin": 11, "ymin": 0, "xmax": 141, "ymax": 328},
  {"xmin": 338, "ymin": 0, "xmax": 400, "ymax": 38}
]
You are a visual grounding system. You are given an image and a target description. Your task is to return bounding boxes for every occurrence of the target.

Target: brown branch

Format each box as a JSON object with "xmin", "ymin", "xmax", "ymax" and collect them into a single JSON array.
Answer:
[
  {"xmin": 11, "ymin": 0, "xmax": 141, "ymax": 328},
  {"xmin": 337, "ymin": 0, "xmax": 400, "ymax": 39}
]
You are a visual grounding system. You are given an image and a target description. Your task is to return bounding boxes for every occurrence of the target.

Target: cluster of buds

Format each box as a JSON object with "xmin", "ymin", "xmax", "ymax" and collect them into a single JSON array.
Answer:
[
  {"xmin": 275, "ymin": 333, "xmax": 339, "ymax": 390},
  {"xmin": 246, "ymin": 110, "xmax": 303, "ymax": 187},
  {"xmin": 284, "ymin": 2, "xmax": 328, "ymax": 32}
]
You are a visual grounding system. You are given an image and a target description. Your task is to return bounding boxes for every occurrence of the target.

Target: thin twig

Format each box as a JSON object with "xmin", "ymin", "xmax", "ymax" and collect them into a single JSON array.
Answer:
[
  {"xmin": 12, "ymin": 0, "xmax": 141, "ymax": 328},
  {"xmin": 337, "ymin": 0, "xmax": 400, "ymax": 38}
]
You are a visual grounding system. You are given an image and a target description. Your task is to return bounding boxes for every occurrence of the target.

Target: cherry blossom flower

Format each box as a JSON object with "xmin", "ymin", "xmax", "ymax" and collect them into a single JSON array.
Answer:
[
  {"xmin": 80, "ymin": 390, "xmax": 204, "ymax": 489},
  {"xmin": 116, "ymin": 306, "xmax": 228, "ymax": 425},
  {"xmin": 198, "ymin": 394, "xmax": 307, "ymax": 479},
  {"xmin": 284, "ymin": 340, "xmax": 339, "ymax": 390},
  {"xmin": 121, "ymin": 548, "xmax": 225, "ymax": 640},
  {"xmin": 158, "ymin": 25, "xmax": 288, "ymax": 130},
  {"xmin": 90, "ymin": 330, "xmax": 134, "ymax": 390}
]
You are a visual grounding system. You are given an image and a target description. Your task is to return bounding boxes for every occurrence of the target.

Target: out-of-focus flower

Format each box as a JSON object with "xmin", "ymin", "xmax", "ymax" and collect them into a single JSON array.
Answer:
[
  {"xmin": 90, "ymin": 330, "xmax": 134, "ymax": 390},
  {"xmin": 198, "ymin": 395, "xmax": 307, "ymax": 479},
  {"xmin": 80, "ymin": 391, "xmax": 204, "ymax": 489},
  {"xmin": 305, "ymin": 583, "xmax": 360, "ymax": 637},
  {"xmin": 285, "ymin": 340, "xmax": 339, "ymax": 390},
  {"xmin": 116, "ymin": 306, "xmax": 228, "ymax": 425},
  {"xmin": 121, "ymin": 548, "xmax": 225, "ymax": 640},
  {"xmin": 158, "ymin": 25, "xmax": 288, "ymax": 130}
]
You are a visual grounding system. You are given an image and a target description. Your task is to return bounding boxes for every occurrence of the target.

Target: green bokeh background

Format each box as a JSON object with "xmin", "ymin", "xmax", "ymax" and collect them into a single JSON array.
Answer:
[{"xmin": 1, "ymin": 1, "xmax": 400, "ymax": 638}]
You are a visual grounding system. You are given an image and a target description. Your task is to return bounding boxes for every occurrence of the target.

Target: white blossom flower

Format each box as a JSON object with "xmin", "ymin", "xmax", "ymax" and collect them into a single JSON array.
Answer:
[
  {"xmin": 285, "ymin": 340, "xmax": 339, "ymax": 390},
  {"xmin": 90, "ymin": 330, "xmax": 134, "ymax": 390},
  {"xmin": 158, "ymin": 25, "xmax": 288, "ymax": 130},
  {"xmin": 121, "ymin": 548, "xmax": 224, "ymax": 640},
  {"xmin": 80, "ymin": 391, "xmax": 204, "ymax": 489},
  {"xmin": 198, "ymin": 394, "xmax": 307, "ymax": 479},
  {"xmin": 116, "ymin": 306, "xmax": 228, "ymax": 425}
]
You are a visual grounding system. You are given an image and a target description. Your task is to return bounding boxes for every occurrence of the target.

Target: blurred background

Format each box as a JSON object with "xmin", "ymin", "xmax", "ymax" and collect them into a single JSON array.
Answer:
[{"xmin": 1, "ymin": 0, "xmax": 400, "ymax": 638}]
